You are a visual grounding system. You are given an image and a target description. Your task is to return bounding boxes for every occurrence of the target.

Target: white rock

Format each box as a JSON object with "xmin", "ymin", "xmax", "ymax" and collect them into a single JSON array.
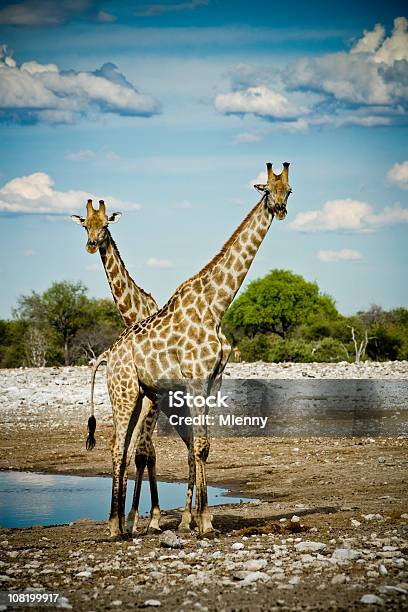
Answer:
[
  {"xmin": 111, "ymin": 601, "xmax": 122, "ymax": 607},
  {"xmin": 289, "ymin": 576, "xmax": 301, "ymax": 585},
  {"xmin": 159, "ymin": 530, "xmax": 183, "ymax": 549},
  {"xmin": 56, "ymin": 597, "xmax": 72, "ymax": 610},
  {"xmin": 242, "ymin": 559, "xmax": 267, "ymax": 572},
  {"xmin": 331, "ymin": 574, "xmax": 347, "ymax": 585},
  {"xmin": 332, "ymin": 548, "xmax": 362, "ymax": 561},
  {"xmin": 291, "ymin": 515, "xmax": 300, "ymax": 524},
  {"xmin": 144, "ymin": 600, "xmax": 161, "ymax": 607},
  {"xmin": 231, "ymin": 542, "xmax": 244, "ymax": 550},
  {"xmin": 300, "ymin": 554, "xmax": 315, "ymax": 563},
  {"xmin": 351, "ymin": 519, "xmax": 361, "ymax": 527},
  {"xmin": 360, "ymin": 594, "xmax": 384, "ymax": 605},
  {"xmin": 379, "ymin": 585, "xmax": 408, "ymax": 595},
  {"xmin": 379, "ymin": 564, "xmax": 388, "ymax": 576},
  {"xmin": 235, "ymin": 571, "xmax": 270, "ymax": 585},
  {"xmin": 362, "ymin": 514, "xmax": 383, "ymax": 521},
  {"xmin": 294, "ymin": 541, "xmax": 326, "ymax": 553},
  {"xmin": 75, "ymin": 570, "xmax": 92, "ymax": 578}
]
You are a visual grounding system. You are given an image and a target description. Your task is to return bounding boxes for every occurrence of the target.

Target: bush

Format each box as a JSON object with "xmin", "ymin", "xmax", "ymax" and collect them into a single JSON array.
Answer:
[
  {"xmin": 238, "ymin": 334, "xmax": 270, "ymax": 361},
  {"xmin": 310, "ymin": 338, "xmax": 349, "ymax": 362},
  {"xmin": 268, "ymin": 338, "xmax": 314, "ymax": 363}
]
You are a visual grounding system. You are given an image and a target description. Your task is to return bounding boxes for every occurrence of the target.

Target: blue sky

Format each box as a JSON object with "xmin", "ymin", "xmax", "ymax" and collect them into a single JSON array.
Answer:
[{"xmin": 0, "ymin": 0, "xmax": 407, "ymax": 318}]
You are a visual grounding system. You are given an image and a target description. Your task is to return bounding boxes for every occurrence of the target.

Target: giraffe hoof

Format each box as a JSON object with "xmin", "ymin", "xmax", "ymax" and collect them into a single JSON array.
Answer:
[
  {"xmin": 199, "ymin": 528, "xmax": 218, "ymax": 540},
  {"xmin": 177, "ymin": 523, "xmax": 192, "ymax": 533},
  {"xmin": 109, "ymin": 534, "xmax": 124, "ymax": 542},
  {"xmin": 146, "ymin": 525, "xmax": 161, "ymax": 535}
]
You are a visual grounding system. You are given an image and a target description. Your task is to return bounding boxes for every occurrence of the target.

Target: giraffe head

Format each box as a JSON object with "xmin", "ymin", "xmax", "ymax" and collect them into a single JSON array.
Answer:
[
  {"xmin": 71, "ymin": 199, "xmax": 122, "ymax": 253},
  {"xmin": 254, "ymin": 162, "xmax": 292, "ymax": 220}
]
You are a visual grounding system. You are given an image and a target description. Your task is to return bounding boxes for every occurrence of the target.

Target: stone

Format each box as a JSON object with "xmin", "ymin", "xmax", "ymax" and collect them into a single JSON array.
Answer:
[
  {"xmin": 234, "ymin": 571, "xmax": 270, "ymax": 585},
  {"xmin": 143, "ymin": 600, "xmax": 161, "ymax": 607},
  {"xmin": 362, "ymin": 514, "xmax": 383, "ymax": 521},
  {"xmin": 331, "ymin": 574, "xmax": 347, "ymax": 585},
  {"xmin": 291, "ymin": 515, "xmax": 300, "ymax": 524},
  {"xmin": 332, "ymin": 548, "xmax": 362, "ymax": 561},
  {"xmin": 379, "ymin": 585, "xmax": 408, "ymax": 595},
  {"xmin": 360, "ymin": 594, "xmax": 384, "ymax": 605},
  {"xmin": 159, "ymin": 530, "xmax": 183, "ymax": 549},
  {"xmin": 231, "ymin": 542, "xmax": 244, "ymax": 550},
  {"xmin": 75, "ymin": 570, "xmax": 92, "ymax": 578},
  {"xmin": 351, "ymin": 519, "xmax": 361, "ymax": 527},
  {"xmin": 242, "ymin": 559, "xmax": 267, "ymax": 572},
  {"xmin": 56, "ymin": 597, "xmax": 72, "ymax": 610},
  {"xmin": 294, "ymin": 541, "xmax": 326, "ymax": 553}
]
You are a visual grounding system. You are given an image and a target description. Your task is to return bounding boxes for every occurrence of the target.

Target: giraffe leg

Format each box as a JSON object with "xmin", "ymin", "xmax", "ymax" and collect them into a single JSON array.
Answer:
[
  {"xmin": 178, "ymin": 439, "xmax": 195, "ymax": 532},
  {"xmin": 109, "ymin": 391, "xmax": 149, "ymax": 540},
  {"xmin": 193, "ymin": 435, "xmax": 214, "ymax": 536},
  {"xmin": 146, "ymin": 440, "xmax": 161, "ymax": 534},
  {"xmin": 109, "ymin": 426, "xmax": 136, "ymax": 539},
  {"xmin": 126, "ymin": 451, "xmax": 146, "ymax": 535}
]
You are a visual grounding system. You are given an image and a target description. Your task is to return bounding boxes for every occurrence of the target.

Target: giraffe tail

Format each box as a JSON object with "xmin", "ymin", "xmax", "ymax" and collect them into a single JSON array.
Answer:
[{"xmin": 86, "ymin": 350, "xmax": 108, "ymax": 451}]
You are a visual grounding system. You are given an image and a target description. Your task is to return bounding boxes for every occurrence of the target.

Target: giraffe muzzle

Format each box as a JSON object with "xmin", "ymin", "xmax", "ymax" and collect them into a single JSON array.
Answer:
[
  {"xmin": 274, "ymin": 203, "xmax": 287, "ymax": 220},
  {"xmin": 86, "ymin": 241, "xmax": 98, "ymax": 253}
]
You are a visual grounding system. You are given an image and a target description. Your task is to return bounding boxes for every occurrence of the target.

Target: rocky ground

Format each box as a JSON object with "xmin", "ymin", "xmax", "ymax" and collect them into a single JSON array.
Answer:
[{"xmin": 0, "ymin": 363, "xmax": 407, "ymax": 610}]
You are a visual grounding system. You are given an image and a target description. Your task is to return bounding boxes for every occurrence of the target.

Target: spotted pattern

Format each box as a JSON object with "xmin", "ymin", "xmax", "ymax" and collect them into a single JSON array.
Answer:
[{"xmin": 106, "ymin": 167, "xmax": 292, "ymax": 538}]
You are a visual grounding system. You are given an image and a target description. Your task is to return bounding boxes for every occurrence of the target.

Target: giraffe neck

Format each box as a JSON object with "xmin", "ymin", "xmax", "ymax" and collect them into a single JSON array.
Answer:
[
  {"xmin": 175, "ymin": 196, "xmax": 273, "ymax": 320},
  {"xmin": 99, "ymin": 231, "xmax": 158, "ymax": 327}
]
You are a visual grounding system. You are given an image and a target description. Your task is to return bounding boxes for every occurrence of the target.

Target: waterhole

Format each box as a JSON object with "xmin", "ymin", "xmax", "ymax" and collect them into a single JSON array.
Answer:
[{"xmin": 0, "ymin": 471, "xmax": 252, "ymax": 528}]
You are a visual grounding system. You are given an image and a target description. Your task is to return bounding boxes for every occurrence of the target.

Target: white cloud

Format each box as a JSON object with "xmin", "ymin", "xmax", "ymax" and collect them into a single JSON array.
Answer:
[
  {"xmin": 387, "ymin": 160, "xmax": 408, "ymax": 190},
  {"xmin": 0, "ymin": 1, "xmax": 116, "ymax": 26},
  {"xmin": 146, "ymin": 257, "xmax": 174, "ymax": 269},
  {"xmin": 173, "ymin": 200, "xmax": 193, "ymax": 209},
  {"xmin": 65, "ymin": 149, "xmax": 96, "ymax": 161},
  {"xmin": 287, "ymin": 16, "xmax": 408, "ymax": 109},
  {"xmin": 65, "ymin": 147, "xmax": 120, "ymax": 162},
  {"xmin": 216, "ymin": 17, "xmax": 408, "ymax": 129},
  {"xmin": 135, "ymin": 0, "xmax": 208, "ymax": 17},
  {"xmin": 0, "ymin": 172, "xmax": 142, "ymax": 214},
  {"xmin": 233, "ymin": 132, "xmax": 262, "ymax": 144},
  {"xmin": 96, "ymin": 10, "xmax": 116, "ymax": 23},
  {"xmin": 251, "ymin": 170, "xmax": 267, "ymax": 187},
  {"xmin": 24, "ymin": 249, "xmax": 36, "ymax": 257},
  {"xmin": 290, "ymin": 199, "xmax": 408, "ymax": 232},
  {"xmin": 0, "ymin": 0, "xmax": 88, "ymax": 25},
  {"xmin": 318, "ymin": 249, "xmax": 362, "ymax": 262},
  {"xmin": 0, "ymin": 45, "xmax": 161, "ymax": 125},
  {"xmin": 215, "ymin": 85, "xmax": 307, "ymax": 120}
]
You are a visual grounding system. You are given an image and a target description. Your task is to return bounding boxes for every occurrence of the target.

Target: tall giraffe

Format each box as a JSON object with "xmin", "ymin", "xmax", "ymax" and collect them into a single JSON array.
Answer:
[
  {"xmin": 101, "ymin": 162, "xmax": 292, "ymax": 538},
  {"xmin": 71, "ymin": 200, "xmax": 193, "ymax": 533}
]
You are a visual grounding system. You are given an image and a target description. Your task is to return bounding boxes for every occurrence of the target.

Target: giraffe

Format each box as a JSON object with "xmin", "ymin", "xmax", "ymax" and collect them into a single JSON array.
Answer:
[
  {"xmin": 101, "ymin": 162, "xmax": 292, "ymax": 539},
  {"xmin": 71, "ymin": 199, "xmax": 194, "ymax": 533}
]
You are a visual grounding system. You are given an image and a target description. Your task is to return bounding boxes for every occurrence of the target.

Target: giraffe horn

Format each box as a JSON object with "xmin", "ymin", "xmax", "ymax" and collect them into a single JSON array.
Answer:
[
  {"xmin": 86, "ymin": 199, "xmax": 94, "ymax": 215},
  {"xmin": 281, "ymin": 162, "xmax": 290, "ymax": 183},
  {"xmin": 98, "ymin": 200, "xmax": 106, "ymax": 215},
  {"xmin": 266, "ymin": 162, "xmax": 275, "ymax": 186}
]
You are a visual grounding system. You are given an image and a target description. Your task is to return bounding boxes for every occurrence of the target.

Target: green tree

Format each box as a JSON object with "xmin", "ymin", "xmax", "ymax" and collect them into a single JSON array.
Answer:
[
  {"xmin": 0, "ymin": 319, "xmax": 30, "ymax": 368},
  {"xmin": 14, "ymin": 281, "xmax": 92, "ymax": 365},
  {"xmin": 223, "ymin": 269, "xmax": 338, "ymax": 343}
]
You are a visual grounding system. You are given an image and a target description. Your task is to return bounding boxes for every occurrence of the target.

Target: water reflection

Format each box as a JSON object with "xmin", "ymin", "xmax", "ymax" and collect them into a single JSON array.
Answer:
[{"xmin": 0, "ymin": 471, "xmax": 252, "ymax": 529}]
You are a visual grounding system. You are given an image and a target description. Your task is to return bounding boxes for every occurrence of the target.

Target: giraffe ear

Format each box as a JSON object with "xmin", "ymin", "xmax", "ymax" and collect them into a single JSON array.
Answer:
[
  {"xmin": 71, "ymin": 215, "xmax": 86, "ymax": 226},
  {"xmin": 108, "ymin": 212, "xmax": 122, "ymax": 224}
]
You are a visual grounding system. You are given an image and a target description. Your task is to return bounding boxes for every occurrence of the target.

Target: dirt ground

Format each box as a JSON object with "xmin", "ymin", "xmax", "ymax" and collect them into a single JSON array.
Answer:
[{"xmin": 1, "ymin": 425, "xmax": 408, "ymax": 611}]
